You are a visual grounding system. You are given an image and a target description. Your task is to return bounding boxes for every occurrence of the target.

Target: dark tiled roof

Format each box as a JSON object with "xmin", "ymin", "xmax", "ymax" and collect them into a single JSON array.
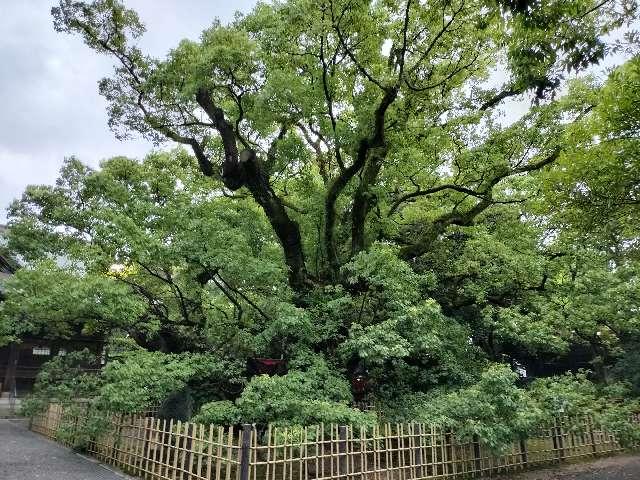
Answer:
[
  {"xmin": 0, "ymin": 225, "xmax": 16, "ymax": 275},
  {"xmin": 0, "ymin": 254, "xmax": 15, "ymax": 275}
]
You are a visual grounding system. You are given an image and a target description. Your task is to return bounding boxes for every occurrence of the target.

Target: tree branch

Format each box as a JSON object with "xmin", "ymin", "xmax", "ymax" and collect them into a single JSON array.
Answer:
[
  {"xmin": 319, "ymin": 13, "xmax": 345, "ymax": 170},
  {"xmin": 329, "ymin": 0, "xmax": 388, "ymax": 91},
  {"xmin": 195, "ymin": 87, "xmax": 244, "ymax": 189},
  {"xmin": 479, "ymin": 87, "xmax": 522, "ymax": 111},
  {"xmin": 399, "ymin": 148, "xmax": 562, "ymax": 259},
  {"xmin": 215, "ymin": 271, "xmax": 273, "ymax": 323},
  {"xmin": 389, "ymin": 183, "xmax": 486, "ymax": 216}
]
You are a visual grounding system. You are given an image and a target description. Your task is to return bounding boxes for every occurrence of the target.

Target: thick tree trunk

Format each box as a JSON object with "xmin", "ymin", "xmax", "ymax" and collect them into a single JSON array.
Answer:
[
  {"xmin": 325, "ymin": 87, "xmax": 398, "ymax": 270},
  {"xmin": 324, "ymin": 139, "xmax": 369, "ymax": 276},
  {"xmin": 351, "ymin": 156, "xmax": 384, "ymax": 256},
  {"xmin": 194, "ymin": 89, "xmax": 309, "ymax": 292},
  {"xmin": 240, "ymin": 151, "xmax": 309, "ymax": 291}
]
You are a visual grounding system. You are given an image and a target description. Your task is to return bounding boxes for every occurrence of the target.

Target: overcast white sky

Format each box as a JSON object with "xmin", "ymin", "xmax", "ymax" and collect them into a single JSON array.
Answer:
[
  {"xmin": 0, "ymin": 0, "xmax": 256, "ymax": 223},
  {"xmin": 0, "ymin": 1, "xmax": 635, "ymax": 224}
]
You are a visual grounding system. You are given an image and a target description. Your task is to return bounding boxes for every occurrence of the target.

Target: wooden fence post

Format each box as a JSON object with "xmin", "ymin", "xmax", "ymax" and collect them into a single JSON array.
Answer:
[
  {"xmin": 339, "ymin": 425, "xmax": 349, "ymax": 478},
  {"xmin": 111, "ymin": 413, "xmax": 124, "ymax": 464},
  {"xmin": 552, "ymin": 418, "xmax": 565, "ymax": 462},
  {"xmin": 414, "ymin": 423, "xmax": 423, "ymax": 467},
  {"xmin": 589, "ymin": 416, "xmax": 598, "ymax": 454},
  {"xmin": 519, "ymin": 438, "xmax": 528, "ymax": 468},
  {"xmin": 472, "ymin": 434, "xmax": 482, "ymax": 473},
  {"xmin": 240, "ymin": 424, "xmax": 253, "ymax": 480},
  {"xmin": 444, "ymin": 430, "xmax": 452, "ymax": 476}
]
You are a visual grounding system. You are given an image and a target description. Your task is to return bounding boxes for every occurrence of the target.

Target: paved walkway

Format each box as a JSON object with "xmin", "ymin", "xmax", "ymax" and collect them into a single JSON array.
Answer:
[{"xmin": 0, "ymin": 419, "xmax": 130, "ymax": 480}]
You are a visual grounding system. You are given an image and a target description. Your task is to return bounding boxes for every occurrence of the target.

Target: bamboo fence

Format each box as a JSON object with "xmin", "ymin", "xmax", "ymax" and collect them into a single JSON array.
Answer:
[{"xmin": 31, "ymin": 405, "xmax": 639, "ymax": 480}]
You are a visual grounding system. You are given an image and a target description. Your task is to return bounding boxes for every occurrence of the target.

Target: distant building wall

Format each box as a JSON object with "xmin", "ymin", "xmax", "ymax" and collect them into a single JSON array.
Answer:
[{"xmin": 0, "ymin": 337, "xmax": 104, "ymax": 395}]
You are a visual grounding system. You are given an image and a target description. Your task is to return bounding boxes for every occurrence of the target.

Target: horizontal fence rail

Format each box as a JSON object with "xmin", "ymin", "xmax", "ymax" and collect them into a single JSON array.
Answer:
[{"xmin": 31, "ymin": 405, "xmax": 637, "ymax": 480}]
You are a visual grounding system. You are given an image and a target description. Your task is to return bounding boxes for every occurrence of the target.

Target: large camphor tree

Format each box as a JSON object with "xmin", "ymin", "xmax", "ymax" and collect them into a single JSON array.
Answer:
[
  {"xmin": 3, "ymin": 0, "xmax": 640, "ymax": 430},
  {"xmin": 49, "ymin": 0, "xmax": 637, "ymax": 290}
]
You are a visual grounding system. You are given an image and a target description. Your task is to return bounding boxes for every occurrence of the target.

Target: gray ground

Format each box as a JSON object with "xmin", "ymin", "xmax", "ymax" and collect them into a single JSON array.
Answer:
[
  {"xmin": 496, "ymin": 454, "xmax": 640, "ymax": 480},
  {"xmin": 0, "ymin": 419, "xmax": 131, "ymax": 480}
]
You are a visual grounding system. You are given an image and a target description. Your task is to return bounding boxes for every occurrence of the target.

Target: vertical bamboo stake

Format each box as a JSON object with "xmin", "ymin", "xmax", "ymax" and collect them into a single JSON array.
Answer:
[
  {"xmin": 289, "ymin": 427, "xmax": 295, "ymax": 480},
  {"xmin": 410, "ymin": 424, "xmax": 417, "ymax": 480},
  {"xmin": 372, "ymin": 425, "xmax": 379, "ymax": 480},
  {"xmin": 215, "ymin": 426, "xmax": 223, "ymax": 480},
  {"xmin": 380, "ymin": 424, "xmax": 385, "ymax": 480},
  {"xmin": 173, "ymin": 421, "xmax": 183, "ymax": 480},
  {"xmin": 569, "ymin": 420, "xmax": 577, "ymax": 459},
  {"xmin": 557, "ymin": 418, "xmax": 566, "ymax": 461},
  {"xmin": 159, "ymin": 417, "xmax": 166, "ymax": 477},
  {"xmin": 166, "ymin": 419, "xmax": 175, "ymax": 479},
  {"xmin": 224, "ymin": 425, "xmax": 233, "ymax": 480},
  {"xmin": 313, "ymin": 425, "xmax": 318, "ymax": 480},
  {"xmin": 282, "ymin": 427, "xmax": 288, "ymax": 480},
  {"xmin": 128, "ymin": 415, "xmax": 137, "ymax": 471},
  {"xmin": 135, "ymin": 417, "xmax": 143, "ymax": 478},
  {"xmin": 450, "ymin": 432, "xmax": 457, "ymax": 477},
  {"xmin": 135, "ymin": 417, "xmax": 146, "ymax": 477},
  {"xmin": 140, "ymin": 417, "xmax": 149, "ymax": 478},
  {"xmin": 205, "ymin": 424, "xmax": 214, "ymax": 480},
  {"xmin": 385, "ymin": 424, "xmax": 391, "ymax": 480},
  {"xmin": 147, "ymin": 418, "xmax": 156, "ymax": 476},
  {"xmin": 158, "ymin": 419, "xmax": 167, "ymax": 479},
  {"xmin": 119, "ymin": 415, "xmax": 128, "ymax": 469},
  {"xmin": 361, "ymin": 426, "xmax": 367, "ymax": 480},
  {"xmin": 145, "ymin": 418, "xmax": 155, "ymax": 479},
  {"xmin": 283, "ymin": 427, "xmax": 287, "ymax": 480},
  {"xmin": 350, "ymin": 426, "xmax": 356, "ymax": 480},
  {"xmin": 438, "ymin": 428, "xmax": 446, "ymax": 477},
  {"xmin": 459, "ymin": 435, "xmax": 467, "ymax": 476},
  {"xmin": 414, "ymin": 423, "xmax": 423, "ymax": 479},
  {"xmin": 148, "ymin": 418, "xmax": 157, "ymax": 476},
  {"xmin": 253, "ymin": 428, "xmax": 259, "ymax": 480},
  {"xmin": 320, "ymin": 424, "xmax": 325, "ymax": 480},
  {"xmin": 300, "ymin": 428, "xmax": 305, "ymax": 480},
  {"xmin": 349, "ymin": 427, "xmax": 354, "ymax": 480},
  {"xmin": 339, "ymin": 425, "xmax": 348, "ymax": 480},
  {"xmin": 520, "ymin": 438, "xmax": 528, "ymax": 469},
  {"xmin": 133, "ymin": 417, "xmax": 141, "ymax": 478},
  {"xmin": 119, "ymin": 414, "xmax": 128, "ymax": 466},
  {"xmin": 384, "ymin": 423, "xmax": 389, "ymax": 478},
  {"xmin": 265, "ymin": 425, "xmax": 272, "ymax": 480},
  {"xmin": 488, "ymin": 443, "xmax": 495, "ymax": 476},
  {"xmin": 185, "ymin": 423, "xmax": 198, "ymax": 480},
  {"xmin": 363, "ymin": 426, "xmax": 369, "ymax": 480},
  {"xmin": 187, "ymin": 424, "xmax": 196, "ymax": 480},
  {"xmin": 588, "ymin": 416, "xmax": 597, "ymax": 455},
  {"xmin": 179, "ymin": 422, "xmax": 189, "ymax": 480},
  {"xmin": 397, "ymin": 424, "xmax": 405, "ymax": 480},
  {"xmin": 196, "ymin": 423, "xmax": 204, "ymax": 480},
  {"xmin": 430, "ymin": 426, "xmax": 436, "ymax": 477},
  {"xmin": 304, "ymin": 426, "xmax": 309, "ymax": 480},
  {"xmin": 271, "ymin": 426, "xmax": 278, "ymax": 480}
]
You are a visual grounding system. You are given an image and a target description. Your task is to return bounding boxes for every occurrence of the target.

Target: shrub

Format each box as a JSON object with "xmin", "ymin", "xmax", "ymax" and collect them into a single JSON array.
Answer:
[
  {"xmin": 193, "ymin": 400, "xmax": 241, "ymax": 426},
  {"xmin": 193, "ymin": 359, "xmax": 376, "ymax": 427},
  {"xmin": 529, "ymin": 371, "xmax": 640, "ymax": 447},
  {"xmin": 381, "ymin": 364, "xmax": 543, "ymax": 451}
]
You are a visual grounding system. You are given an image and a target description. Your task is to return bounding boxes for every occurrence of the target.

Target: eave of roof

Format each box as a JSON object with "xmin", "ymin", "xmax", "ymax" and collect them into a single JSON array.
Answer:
[{"xmin": 0, "ymin": 253, "xmax": 16, "ymax": 275}]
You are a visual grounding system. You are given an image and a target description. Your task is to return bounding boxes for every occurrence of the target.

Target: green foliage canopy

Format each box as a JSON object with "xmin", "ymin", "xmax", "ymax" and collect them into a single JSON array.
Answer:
[{"xmin": 2, "ymin": 0, "xmax": 640, "ymax": 445}]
